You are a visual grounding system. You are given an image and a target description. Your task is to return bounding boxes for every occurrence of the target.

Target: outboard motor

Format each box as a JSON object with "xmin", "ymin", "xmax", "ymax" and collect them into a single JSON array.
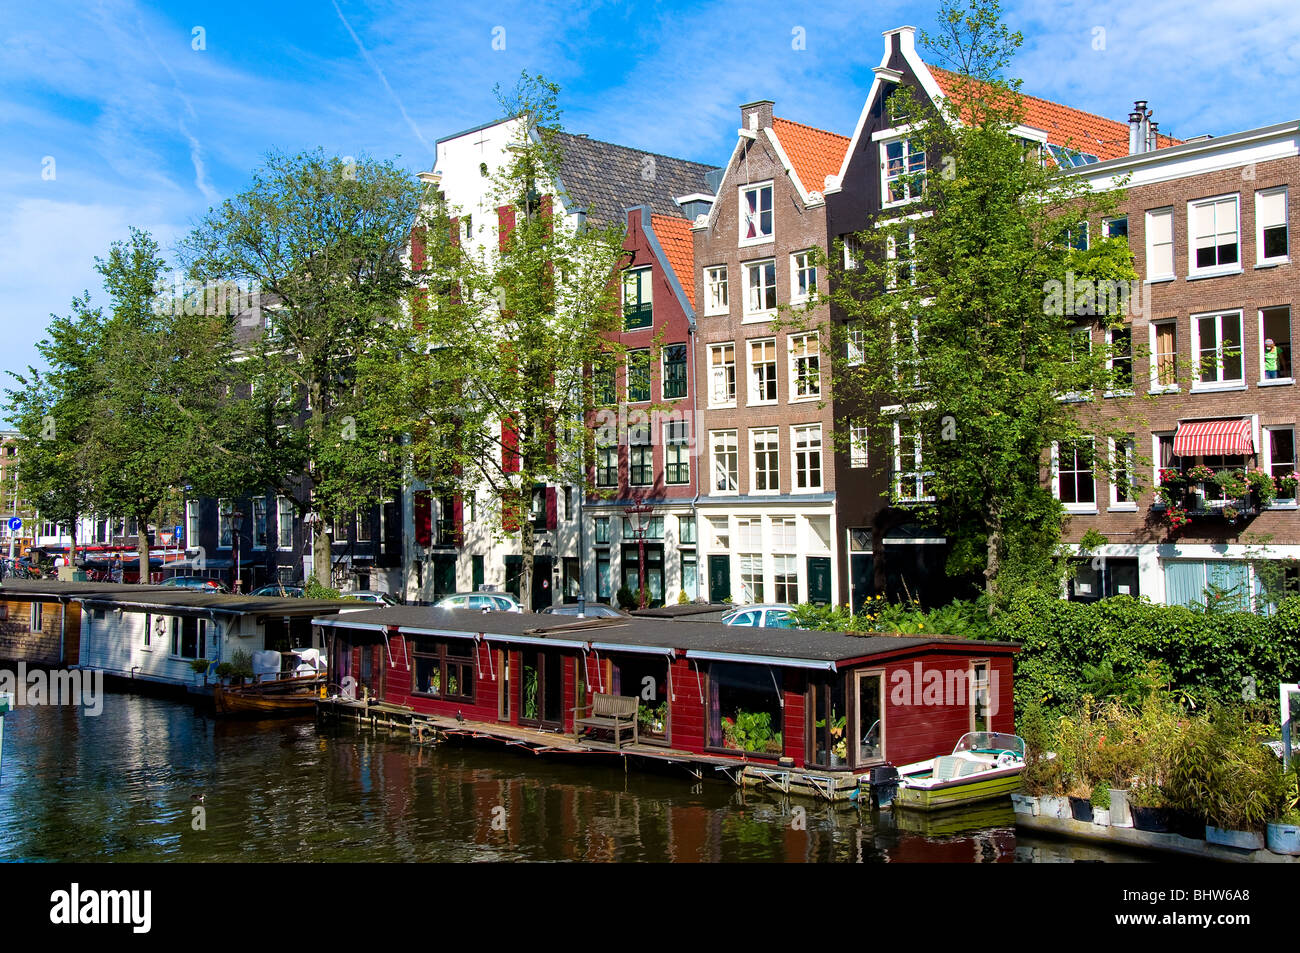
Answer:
[{"xmin": 866, "ymin": 764, "xmax": 900, "ymax": 809}]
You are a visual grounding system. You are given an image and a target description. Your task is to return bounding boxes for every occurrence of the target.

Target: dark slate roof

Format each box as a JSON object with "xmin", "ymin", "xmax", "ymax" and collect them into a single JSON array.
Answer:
[
  {"xmin": 632, "ymin": 603, "xmax": 732, "ymax": 623},
  {"xmin": 1, "ymin": 581, "xmax": 175, "ymax": 600},
  {"xmin": 553, "ymin": 132, "xmax": 718, "ymax": 226},
  {"xmin": 66, "ymin": 587, "xmax": 362, "ymax": 617},
  {"xmin": 314, "ymin": 606, "xmax": 1018, "ymax": 665}
]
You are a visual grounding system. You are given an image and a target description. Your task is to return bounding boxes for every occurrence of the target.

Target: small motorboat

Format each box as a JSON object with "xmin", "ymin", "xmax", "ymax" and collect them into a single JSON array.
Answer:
[
  {"xmin": 893, "ymin": 731, "xmax": 1026, "ymax": 812},
  {"xmin": 213, "ymin": 674, "xmax": 324, "ymax": 716}
]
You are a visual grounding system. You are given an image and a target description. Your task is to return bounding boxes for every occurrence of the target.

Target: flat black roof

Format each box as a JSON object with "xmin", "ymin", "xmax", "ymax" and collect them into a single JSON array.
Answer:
[
  {"xmin": 315, "ymin": 606, "xmax": 1018, "ymax": 666},
  {"xmin": 0, "ymin": 581, "xmax": 358, "ymax": 616},
  {"xmin": 1, "ymin": 580, "xmax": 175, "ymax": 599}
]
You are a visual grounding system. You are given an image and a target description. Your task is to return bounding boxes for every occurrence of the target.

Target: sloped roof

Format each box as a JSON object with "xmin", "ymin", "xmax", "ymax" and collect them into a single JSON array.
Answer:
[
  {"xmin": 553, "ymin": 132, "xmax": 717, "ymax": 226},
  {"xmin": 771, "ymin": 117, "xmax": 850, "ymax": 193},
  {"xmin": 650, "ymin": 214, "xmax": 695, "ymax": 302},
  {"xmin": 930, "ymin": 68, "xmax": 1180, "ymax": 160}
]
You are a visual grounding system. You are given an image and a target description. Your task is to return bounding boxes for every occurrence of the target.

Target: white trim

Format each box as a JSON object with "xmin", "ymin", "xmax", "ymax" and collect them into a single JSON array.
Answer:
[
  {"xmin": 746, "ymin": 337, "xmax": 779, "ymax": 406},
  {"xmin": 1256, "ymin": 185, "xmax": 1290, "ymax": 267},
  {"xmin": 1188, "ymin": 308, "xmax": 1246, "ymax": 389},
  {"xmin": 1144, "ymin": 207, "xmax": 1176, "ymax": 282},
  {"xmin": 1186, "ymin": 192, "xmax": 1241, "ymax": 279},
  {"xmin": 790, "ymin": 423, "xmax": 824, "ymax": 494},
  {"xmin": 748, "ymin": 427, "xmax": 780, "ymax": 496},
  {"xmin": 737, "ymin": 180, "xmax": 775, "ymax": 247}
]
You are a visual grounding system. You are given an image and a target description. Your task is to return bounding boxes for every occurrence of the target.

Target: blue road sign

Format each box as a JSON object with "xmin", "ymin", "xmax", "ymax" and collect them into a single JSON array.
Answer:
[
  {"xmin": 6, "ymin": 517, "xmax": 20, "ymax": 532},
  {"xmin": 175, "ymin": 524, "xmax": 184, "ymax": 541}
]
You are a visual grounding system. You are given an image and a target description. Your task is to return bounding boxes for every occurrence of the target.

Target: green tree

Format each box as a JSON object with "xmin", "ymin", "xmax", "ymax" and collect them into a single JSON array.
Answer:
[
  {"xmin": 370, "ymin": 74, "xmax": 624, "ymax": 608},
  {"xmin": 824, "ymin": 0, "xmax": 1139, "ymax": 610},
  {"xmin": 183, "ymin": 150, "xmax": 424, "ymax": 584}
]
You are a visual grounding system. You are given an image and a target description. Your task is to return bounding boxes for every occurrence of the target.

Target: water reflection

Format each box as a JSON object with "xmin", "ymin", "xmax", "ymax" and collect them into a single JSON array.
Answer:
[{"xmin": 0, "ymin": 693, "xmax": 1136, "ymax": 862}]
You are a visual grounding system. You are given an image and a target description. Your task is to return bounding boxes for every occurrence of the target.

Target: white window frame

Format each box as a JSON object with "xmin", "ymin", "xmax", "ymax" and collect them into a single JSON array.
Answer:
[
  {"xmin": 749, "ymin": 428, "xmax": 780, "ymax": 495},
  {"xmin": 743, "ymin": 258, "xmax": 777, "ymax": 320},
  {"xmin": 792, "ymin": 424, "xmax": 823, "ymax": 493},
  {"xmin": 1145, "ymin": 207, "xmax": 1175, "ymax": 282},
  {"xmin": 1256, "ymin": 187, "xmax": 1289, "ymax": 267},
  {"xmin": 1189, "ymin": 309, "xmax": 1245, "ymax": 391},
  {"xmin": 789, "ymin": 332, "xmax": 821, "ymax": 401},
  {"xmin": 251, "ymin": 497, "xmax": 268, "ymax": 550},
  {"xmin": 626, "ymin": 348, "xmax": 652, "ymax": 403},
  {"xmin": 621, "ymin": 267, "xmax": 653, "ymax": 328},
  {"xmin": 1102, "ymin": 215, "xmax": 1128, "ymax": 239},
  {"xmin": 850, "ymin": 423, "xmax": 869, "ymax": 469},
  {"xmin": 885, "ymin": 224, "xmax": 916, "ymax": 289},
  {"xmin": 772, "ymin": 553, "xmax": 799, "ymax": 604},
  {"xmin": 276, "ymin": 496, "xmax": 294, "ymax": 550},
  {"xmin": 738, "ymin": 181, "xmax": 774, "ymax": 246},
  {"xmin": 710, "ymin": 430, "xmax": 738, "ymax": 495},
  {"xmin": 846, "ymin": 324, "xmax": 865, "ymax": 366},
  {"xmin": 664, "ymin": 420, "xmax": 690, "ymax": 486},
  {"xmin": 1187, "ymin": 193, "xmax": 1241, "ymax": 279},
  {"xmin": 892, "ymin": 419, "xmax": 933, "ymax": 502},
  {"xmin": 1106, "ymin": 325, "xmax": 1134, "ymax": 397},
  {"xmin": 708, "ymin": 342, "xmax": 736, "ymax": 407},
  {"xmin": 1259, "ymin": 306, "xmax": 1294, "ymax": 386},
  {"xmin": 790, "ymin": 250, "xmax": 817, "ymax": 304},
  {"xmin": 704, "ymin": 265, "xmax": 729, "ymax": 315},
  {"xmin": 1264, "ymin": 425, "xmax": 1297, "ymax": 505},
  {"xmin": 1148, "ymin": 319, "xmax": 1179, "ymax": 394},
  {"xmin": 1108, "ymin": 436, "xmax": 1138, "ymax": 511},
  {"xmin": 1060, "ymin": 325, "xmax": 1092, "ymax": 402},
  {"xmin": 595, "ymin": 445, "xmax": 618, "ymax": 488},
  {"xmin": 185, "ymin": 500, "xmax": 201, "ymax": 549},
  {"xmin": 881, "ymin": 136, "xmax": 925, "ymax": 207},
  {"xmin": 218, "ymin": 498, "xmax": 233, "ymax": 549},
  {"xmin": 1051, "ymin": 438, "xmax": 1098, "ymax": 513},
  {"xmin": 748, "ymin": 338, "xmax": 778, "ymax": 405},
  {"xmin": 1151, "ymin": 431, "xmax": 1176, "ymax": 504}
]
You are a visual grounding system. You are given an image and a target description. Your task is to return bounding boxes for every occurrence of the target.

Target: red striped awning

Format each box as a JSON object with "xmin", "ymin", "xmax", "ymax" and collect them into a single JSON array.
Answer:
[{"xmin": 1172, "ymin": 418, "xmax": 1255, "ymax": 457}]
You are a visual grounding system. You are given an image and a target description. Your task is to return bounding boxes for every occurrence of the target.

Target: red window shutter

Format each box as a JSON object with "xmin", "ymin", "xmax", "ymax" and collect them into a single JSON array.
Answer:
[
  {"xmin": 449, "ymin": 216, "xmax": 460, "ymax": 247},
  {"xmin": 541, "ymin": 194, "xmax": 553, "ymax": 235},
  {"xmin": 501, "ymin": 493, "xmax": 521, "ymax": 533},
  {"xmin": 545, "ymin": 487, "xmax": 557, "ymax": 531},
  {"xmin": 411, "ymin": 287, "xmax": 427, "ymax": 331},
  {"xmin": 410, "ymin": 226, "xmax": 427, "ymax": 272},
  {"xmin": 497, "ymin": 205, "xmax": 516, "ymax": 251},
  {"xmin": 414, "ymin": 491, "xmax": 431, "ymax": 547},
  {"xmin": 501, "ymin": 418, "xmax": 520, "ymax": 474},
  {"xmin": 452, "ymin": 496, "xmax": 464, "ymax": 547}
]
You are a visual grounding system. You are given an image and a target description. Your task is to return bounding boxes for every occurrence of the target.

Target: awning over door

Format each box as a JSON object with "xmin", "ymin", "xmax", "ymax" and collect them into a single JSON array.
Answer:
[{"xmin": 1172, "ymin": 418, "xmax": 1254, "ymax": 457}]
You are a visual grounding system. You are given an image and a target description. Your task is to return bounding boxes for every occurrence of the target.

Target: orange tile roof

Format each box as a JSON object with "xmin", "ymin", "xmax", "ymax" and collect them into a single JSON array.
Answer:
[
  {"xmin": 771, "ymin": 117, "xmax": 850, "ymax": 194},
  {"xmin": 651, "ymin": 213, "xmax": 695, "ymax": 304},
  {"xmin": 930, "ymin": 68, "xmax": 1180, "ymax": 161}
]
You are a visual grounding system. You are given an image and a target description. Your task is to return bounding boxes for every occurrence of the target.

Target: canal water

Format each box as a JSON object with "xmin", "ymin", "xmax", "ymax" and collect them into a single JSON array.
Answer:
[{"xmin": 0, "ymin": 692, "xmax": 1142, "ymax": 862}]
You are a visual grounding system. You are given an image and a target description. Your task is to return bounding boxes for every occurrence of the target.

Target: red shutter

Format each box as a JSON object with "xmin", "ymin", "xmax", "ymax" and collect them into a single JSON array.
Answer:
[
  {"xmin": 545, "ymin": 487, "xmax": 558, "ymax": 531},
  {"xmin": 501, "ymin": 418, "xmax": 521, "ymax": 474},
  {"xmin": 540, "ymin": 194, "xmax": 553, "ymax": 235},
  {"xmin": 501, "ymin": 493, "xmax": 521, "ymax": 533},
  {"xmin": 497, "ymin": 205, "xmax": 516, "ymax": 251},
  {"xmin": 452, "ymin": 496, "xmax": 464, "ymax": 547},
  {"xmin": 414, "ymin": 491, "xmax": 431, "ymax": 547},
  {"xmin": 410, "ymin": 226, "xmax": 427, "ymax": 271}
]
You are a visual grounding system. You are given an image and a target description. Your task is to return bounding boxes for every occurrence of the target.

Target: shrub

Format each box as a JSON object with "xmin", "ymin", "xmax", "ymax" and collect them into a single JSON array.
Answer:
[{"xmin": 304, "ymin": 575, "xmax": 341, "ymax": 600}]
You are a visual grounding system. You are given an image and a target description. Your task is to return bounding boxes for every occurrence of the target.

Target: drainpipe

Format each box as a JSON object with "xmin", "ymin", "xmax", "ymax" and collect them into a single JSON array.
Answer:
[{"xmin": 688, "ymin": 323, "xmax": 700, "ymax": 599}]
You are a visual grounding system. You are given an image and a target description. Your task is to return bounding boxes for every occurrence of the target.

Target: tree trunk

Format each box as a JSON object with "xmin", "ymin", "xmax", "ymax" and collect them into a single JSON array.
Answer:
[
  {"xmin": 520, "ymin": 507, "xmax": 534, "ymax": 611},
  {"xmin": 136, "ymin": 512, "xmax": 151, "ymax": 584},
  {"xmin": 308, "ymin": 376, "xmax": 332, "ymax": 586},
  {"xmin": 68, "ymin": 513, "xmax": 78, "ymax": 569},
  {"xmin": 984, "ymin": 505, "xmax": 1003, "ymax": 615},
  {"xmin": 313, "ymin": 521, "xmax": 332, "ymax": 588}
]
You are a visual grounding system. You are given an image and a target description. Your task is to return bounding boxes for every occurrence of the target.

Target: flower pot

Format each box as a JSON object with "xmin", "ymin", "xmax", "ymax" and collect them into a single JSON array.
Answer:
[
  {"xmin": 1040, "ymin": 795, "xmax": 1070, "ymax": 819},
  {"xmin": 1010, "ymin": 793, "xmax": 1039, "ymax": 817},
  {"xmin": 1169, "ymin": 810, "xmax": 1205, "ymax": 840},
  {"xmin": 1205, "ymin": 826, "xmax": 1265, "ymax": 851},
  {"xmin": 1092, "ymin": 808, "xmax": 1111, "ymax": 827},
  {"xmin": 1109, "ymin": 789, "xmax": 1132, "ymax": 827},
  {"xmin": 1130, "ymin": 806, "xmax": 1170, "ymax": 832},
  {"xmin": 1267, "ymin": 822, "xmax": 1300, "ymax": 855},
  {"xmin": 1068, "ymin": 796, "xmax": 1094, "ymax": 822}
]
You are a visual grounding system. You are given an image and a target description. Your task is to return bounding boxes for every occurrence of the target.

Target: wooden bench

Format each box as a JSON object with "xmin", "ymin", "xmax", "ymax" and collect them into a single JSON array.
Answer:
[{"xmin": 573, "ymin": 693, "xmax": 639, "ymax": 748}]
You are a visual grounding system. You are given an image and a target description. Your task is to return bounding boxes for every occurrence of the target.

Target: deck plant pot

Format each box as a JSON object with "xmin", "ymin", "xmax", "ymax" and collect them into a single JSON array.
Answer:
[
  {"xmin": 1010, "ymin": 793, "xmax": 1039, "ymax": 817},
  {"xmin": 1169, "ymin": 811, "xmax": 1205, "ymax": 840},
  {"xmin": 1130, "ymin": 806, "xmax": 1171, "ymax": 833},
  {"xmin": 1108, "ymin": 789, "xmax": 1132, "ymax": 827},
  {"xmin": 1040, "ymin": 795, "xmax": 1070, "ymax": 819},
  {"xmin": 1205, "ymin": 826, "xmax": 1265, "ymax": 851},
  {"xmin": 1092, "ymin": 808, "xmax": 1111, "ymax": 827},
  {"xmin": 1068, "ymin": 797, "xmax": 1094, "ymax": 823},
  {"xmin": 1266, "ymin": 822, "xmax": 1300, "ymax": 855}
]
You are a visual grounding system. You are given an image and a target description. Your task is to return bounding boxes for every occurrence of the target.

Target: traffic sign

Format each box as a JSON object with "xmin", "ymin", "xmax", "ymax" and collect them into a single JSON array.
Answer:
[
  {"xmin": 6, "ymin": 517, "xmax": 20, "ymax": 532},
  {"xmin": 174, "ymin": 524, "xmax": 184, "ymax": 541}
]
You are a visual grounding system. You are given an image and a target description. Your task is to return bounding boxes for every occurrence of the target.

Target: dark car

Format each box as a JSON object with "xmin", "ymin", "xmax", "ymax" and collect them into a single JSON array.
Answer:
[
  {"xmin": 249, "ymin": 584, "xmax": 305, "ymax": 598},
  {"xmin": 158, "ymin": 575, "xmax": 230, "ymax": 593},
  {"xmin": 541, "ymin": 604, "xmax": 627, "ymax": 618}
]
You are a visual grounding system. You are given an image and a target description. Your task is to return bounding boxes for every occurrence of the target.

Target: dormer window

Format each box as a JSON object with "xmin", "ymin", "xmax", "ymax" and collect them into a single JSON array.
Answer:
[
  {"xmin": 622, "ymin": 268, "xmax": 652, "ymax": 330},
  {"xmin": 882, "ymin": 137, "xmax": 925, "ymax": 206},
  {"xmin": 739, "ymin": 182, "xmax": 774, "ymax": 245}
]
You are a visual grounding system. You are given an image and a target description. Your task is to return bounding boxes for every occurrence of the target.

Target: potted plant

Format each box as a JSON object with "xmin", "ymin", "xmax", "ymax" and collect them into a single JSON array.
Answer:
[
  {"xmin": 1275, "ymin": 472, "xmax": 1299, "ymax": 500},
  {"xmin": 1267, "ymin": 768, "xmax": 1300, "ymax": 855},
  {"xmin": 1090, "ymin": 784, "xmax": 1111, "ymax": 826},
  {"xmin": 1128, "ymin": 782, "xmax": 1172, "ymax": 832},
  {"xmin": 189, "ymin": 658, "xmax": 211, "ymax": 686},
  {"xmin": 1246, "ymin": 467, "xmax": 1277, "ymax": 507}
]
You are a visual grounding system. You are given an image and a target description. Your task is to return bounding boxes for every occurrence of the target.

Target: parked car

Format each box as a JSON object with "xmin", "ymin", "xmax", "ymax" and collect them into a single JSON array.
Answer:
[
  {"xmin": 434, "ymin": 591, "xmax": 523, "ymax": 613},
  {"xmin": 345, "ymin": 590, "xmax": 400, "ymax": 606},
  {"xmin": 248, "ymin": 584, "xmax": 305, "ymax": 598},
  {"xmin": 721, "ymin": 604, "xmax": 797, "ymax": 628},
  {"xmin": 159, "ymin": 575, "xmax": 230, "ymax": 593},
  {"xmin": 541, "ymin": 604, "xmax": 627, "ymax": 618}
]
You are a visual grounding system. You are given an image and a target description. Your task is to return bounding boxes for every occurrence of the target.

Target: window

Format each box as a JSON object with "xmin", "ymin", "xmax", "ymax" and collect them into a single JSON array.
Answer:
[
  {"xmin": 594, "ymin": 516, "xmax": 611, "ymax": 544},
  {"xmin": 1189, "ymin": 195, "xmax": 1240, "ymax": 274},
  {"xmin": 185, "ymin": 501, "xmax": 200, "ymax": 548},
  {"xmin": 791, "ymin": 251, "xmax": 817, "ymax": 302},
  {"xmin": 1192, "ymin": 311, "xmax": 1244, "ymax": 386},
  {"xmin": 170, "ymin": 617, "xmax": 208, "ymax": 660},
  {"xmin": 789, "ymin": 333, "xmax": 821, "ymax": 400},
  {"xmin": 1152, "ymin": 431, "xmax": 1175, "ymax": 495},
  {"xmin": 681, "ymin": 551, "xmax": 698, "ymax": 600},
  {"xmin": 750, "ymin": 429, "xmax": 779, "ymax": 493},
  {"xmin": 355, "ymin": 507, "xmax": 372, "ymax": 543},
  {"xmin": 1103, "ymin": 216, "xmax": 1128, "ymax": 239},
  {"xmin": 218, "ymin": 499, "xmax": 233, "ymax": 548},
  {"xmin": 411, "ymin": 639, "xmax": 475, "ymax": 703},
  {"xmin": 893, "ymin": 420, "xmax": 932, "ymax": 501},
  {"xmin": 709, "ymin": 343, "xmax": 736, "ymax": 406},
  {"xmin": 251, "ymin": 498, "xmax": 267, "ymax": 549},
  {"xmin": 1145, "ymin": 208, "xmax": 1175, "ymax": 280},
  {"xmin": 842, "ymin": 234, "xmax": 863, "ymax": 271},
  {"xmin": 792, "ymin": 424, "xmax": 822, "ymax": 491},
  {"xmin": 622, "ymin": 268, "xmax": 652, "ymax": 329},
  {"xmin": 664, "ymin": 420, "xmax": 690, "ymax": 485},
  {"xmin": 893, "ymin": 312, "xmax": 921, "ymax": 386},
  {"xmin": 749, "ymin": 339, "xmax": 777, "ymax": 404},
  {"xmin": 680, "ymin": 517, "xmax": 696, "ymax": 545},
  {"xmin": 886, "ymin": 224, "xmax": 916, "ymax": 288},
  {"xmin": 594, "ymin": 356, "xmax": 616, "ymax": 406},
  {"xmin": 1066, "ymin": 221, "xmax": 1089, "ymax": 251},
  {"xmin": 739, "ymin": 183, "xmax": 774, "ymax": 244},
  {"xmin": 628, "ymin": 425, "xmax": 653, "ymax": 487},
  {"xmin": 708, "ymin": 662, "xmax": 783, "ymax": 755},
  {"xmin": 1260, "ymin": 307, "xmax": 1292, "ymax": 382},
  {"xmin": 773, "ymin": 554, "xmax": 798, "ymax": 603},
  {"xmin": 739, "ymin": 554, "xmax": 765, "ymax": 604},
  {"xmin": 850, "ymin": 423, "xmax": 869, "ymax": 468},
  {"xmin": 662, "ymin": 344, "xmax": 688, "ymax": 400},
  {"xmin": 276, "ymin": 497, "xmax": 294, "ymax": 550},
  {"xmin": 596, "ymin": 553, "xmax": 612, "ymax": 600},
  {"xmin": 1257, "ymin": 188, "xmax": 1289, "ymax": 264},
  {"xmin": 1110, "ymin": 436, "xmax": 1137, "ymax": 507},
  {"xmin": 771, "ymin": 517, "xmax": 797, "ymax": 552},
  {"xmin": 846, "ymin": 324, "xmax": 865, "ymax": 366},
  {"xmin": 882, "ymin": 137, "xmax": 925, "ymax": 204},
  {"xmin": 971, "ymin": 661, "xmax": 991, "ymax": 733},
  {"xmin": 627, "ymin": 349, "xmax": 651, "ymax": 402},
  {"xmin": 1054, "ymin": 439, "xmax": 1096, "ymax": 510},
  {"xmin": 596, "ymin": 446, "xmax": 618, "ymax": 487},
  {"xmin": 704, "ymin": 266, "xmax": 729, "ymax": 314},
  {"xmin": 1108, "ymin": 326, "xmax": 1133, "ymax": 394},
  {"xmin": 29, "ymin": 601, "xmax": 42, "ymax": 632},
  {"xmin": 1266, "ymin": 427, "xmax": 1296, "ymax": 501},
  {"xmin": 744, "ymin": 259, "xmax": 777, "ymax": 316},
  {"xmin": 710, "ymin": 430, "xmax": 738, "ymax": 493},
  {"xmin": 1150, "ymin": 320, "xmax": 1178, "ymax": 391}
]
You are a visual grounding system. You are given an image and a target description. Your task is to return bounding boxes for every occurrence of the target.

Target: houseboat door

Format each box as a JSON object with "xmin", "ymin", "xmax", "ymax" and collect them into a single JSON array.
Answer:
[
  {"xmin": 854, "ymin": 670, "xmax": 885, "ymax": 764},
  {"xmin": 518, "ymin": 648, "xmax": 564, "ymax": 730}
]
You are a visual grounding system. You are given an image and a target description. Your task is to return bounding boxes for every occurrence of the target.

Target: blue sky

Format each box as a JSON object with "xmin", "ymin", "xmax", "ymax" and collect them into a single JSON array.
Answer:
[{"xmin": 3, "ymin": 0, "xmax": 1300, "ymax": 393}]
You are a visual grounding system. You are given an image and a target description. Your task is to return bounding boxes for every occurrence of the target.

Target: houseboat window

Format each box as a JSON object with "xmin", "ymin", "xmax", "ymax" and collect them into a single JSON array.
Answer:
[
  {"xmin": 614, "ymin": 656, "xmax": 669, "ymax": 742},
  {"xmin": 411, "ymin": 640, "xmax": 475, "ymax": 703},
  {"xmin": 971, "ymin": 662, "xmax": 991, "ymax": 733},
  {"xmin": 809, "ymin": 675, "xmax": 848, "ymax": 768},
  {"xmin": 170, "ymin": 617, "xmax": 207, "ymax": 660},
  {"xmin": 857, "ymin": 672, "xmax": 884, "ymax": 763},
  {"xmin": 708, "ymin": 663, "xmax": 783, "ymax": 757}
]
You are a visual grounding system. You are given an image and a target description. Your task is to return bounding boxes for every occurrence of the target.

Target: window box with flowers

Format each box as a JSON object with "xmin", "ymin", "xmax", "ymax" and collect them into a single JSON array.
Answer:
[{"xmin": 1275, "ymin": 472, "xmax": 1299, "ymax": 500}]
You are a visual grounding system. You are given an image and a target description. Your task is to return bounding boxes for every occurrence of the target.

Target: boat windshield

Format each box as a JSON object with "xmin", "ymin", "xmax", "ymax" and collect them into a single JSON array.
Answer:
[{"xmin": 954, "ymin": 732, "xmax": 1024, "ymax": 758}]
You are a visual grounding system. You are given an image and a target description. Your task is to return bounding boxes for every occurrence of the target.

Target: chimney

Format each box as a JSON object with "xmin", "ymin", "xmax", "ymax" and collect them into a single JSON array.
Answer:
[
  {"xmin": 740, "ymin": 100, "xmax": 774, "ymax": 132},
  {"xmin": 1128, "ymin": 101, "xmax": 1154, "ymax": 155},
  {"xmin": 1148, "ymin": 120, "xmax": 1160, "ymax": 153}
]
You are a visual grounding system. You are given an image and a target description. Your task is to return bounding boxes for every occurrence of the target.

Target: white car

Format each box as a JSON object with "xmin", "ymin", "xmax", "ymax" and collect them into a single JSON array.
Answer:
[
  {"xmin": 721, "ymin": 604, "xmax": 797, "ymax": 628},
  {"xmin": 434, "ymin": 592, "xmax": 524, "ymax": 613}
]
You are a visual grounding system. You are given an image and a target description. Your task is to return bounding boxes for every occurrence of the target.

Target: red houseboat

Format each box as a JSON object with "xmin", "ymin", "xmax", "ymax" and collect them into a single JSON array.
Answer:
[{"xmin": 314, "ymin": 607, "xmax": 1019, "ymax": 801}]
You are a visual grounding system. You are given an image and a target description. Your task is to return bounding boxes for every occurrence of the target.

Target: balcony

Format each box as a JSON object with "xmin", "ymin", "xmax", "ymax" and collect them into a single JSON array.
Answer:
[{"xmin": 623, "ymin": 302, "xmax": 653, "ymax": 331}]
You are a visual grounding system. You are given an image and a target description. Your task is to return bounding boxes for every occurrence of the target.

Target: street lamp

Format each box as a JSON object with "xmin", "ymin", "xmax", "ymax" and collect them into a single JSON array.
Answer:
[
  {"xmin": 623, "ymin": 501, "xmax": 653, "ymax": 609},
  {"xmin": 232, "ymin": 509, "xmax": 244, "ymax": 593}
]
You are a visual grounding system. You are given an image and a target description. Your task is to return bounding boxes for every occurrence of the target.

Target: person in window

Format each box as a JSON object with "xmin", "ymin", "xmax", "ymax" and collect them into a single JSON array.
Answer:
[{"xmin": 1265, "ymin": 338, "xmax": 1281, "ymax": 379}]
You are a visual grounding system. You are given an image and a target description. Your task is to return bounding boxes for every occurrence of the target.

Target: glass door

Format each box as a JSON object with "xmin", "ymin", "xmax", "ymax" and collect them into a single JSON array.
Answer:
[
  {"xmin": 855, "ymin": 671, "xmax": 884, "ymax": 765},
  {"xmin": 519, "ymin": 648, "xmax": 564, "ymax": 730}
]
